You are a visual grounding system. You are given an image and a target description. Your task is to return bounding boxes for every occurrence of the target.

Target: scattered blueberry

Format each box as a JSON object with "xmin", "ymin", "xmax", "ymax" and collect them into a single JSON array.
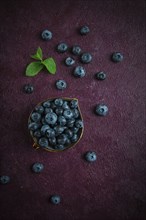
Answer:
[
  {"xmin": 96, "ymin": 71, "xmax": 106, "ymax": 80},
  {"xmin": 111, "ymin": 52, "xmax": 123, "ymax": 62},
  {"xmin": 23, "ymin": 84, "xmax": 34, "ymax": 94},
  {"xmin": 72, "ymin": 45, "xmax": 81, "ymax": 55},
  {"xmin": 38, "ymin": 137, "xmax": 49, "ymax": 148},
  {"xmin": 85, "ymin": 151, "xmax": 97, "ymax": 162},
  {"xmin": 56, "ymin": 80, "xmax": 67, "ymax": 90},
  {"xmin": 73, "ymin": 66, "xmax": 86, "ymax": 78},
  {"xmin": 45, "ymin": 113, "xmax": 58, "ymax": 125},
  {"xmin": 31, "ymin": 112, "xmax": 41, "ymax": 122},
  {"xmin": 81, "ymin": 53, "xmax": 92, "ymax": 64},
  {"xmin": 95, "ymin": 104, "xmax": 108, "ymax": 116},
  {"xmin": 41, "ymin": 30, "xmax": 52, "ymax": 40},
  {"xmin": 57, "ymin": 43, "xmax": 68, "ymax": 53},
  {"xmin": 80, "ymin": 26, "xmax": 90, "ymax": 35},
  {"xmin": 65, "ymin": 57, "xmax": 75, "ymax": 66},
  {"xmin": 0, "ymin": 175, "xmax": 10, "ymax": 184},
  {"xmin": 32, "ymin": 162, "xmax": 44, "ymax": 173}
]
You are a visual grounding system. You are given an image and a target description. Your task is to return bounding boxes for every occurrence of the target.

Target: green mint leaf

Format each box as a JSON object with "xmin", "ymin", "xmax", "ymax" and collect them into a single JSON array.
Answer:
[
  {"xmin": 30, "ymin": 47, "xmax": 43, "ymax": 60},
  {"xmin": 42, "ymin": 58, "xmax": 56, "ymax": 74},
  {"xmin": 25, "ymin": 61, "xmax": 44, "ymax": 76}
]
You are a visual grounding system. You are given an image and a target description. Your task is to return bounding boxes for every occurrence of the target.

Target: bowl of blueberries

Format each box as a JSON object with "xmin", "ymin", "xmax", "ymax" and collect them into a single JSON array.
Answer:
[{"xmin": 28, "ymin": 98, "xmax": 84, "ymax": 152}]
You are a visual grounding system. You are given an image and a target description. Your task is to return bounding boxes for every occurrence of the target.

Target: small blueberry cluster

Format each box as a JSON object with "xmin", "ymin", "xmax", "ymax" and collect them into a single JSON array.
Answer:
[{"xmin": 28, "ymin": 98, "xmax": 83, "ymax": 151}]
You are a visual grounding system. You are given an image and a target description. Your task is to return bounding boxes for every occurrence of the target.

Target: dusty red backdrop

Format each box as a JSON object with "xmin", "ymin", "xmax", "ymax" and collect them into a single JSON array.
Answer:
[{"xmin": 0, "ymin": 0, "xmax": 146, "ymax": 219}]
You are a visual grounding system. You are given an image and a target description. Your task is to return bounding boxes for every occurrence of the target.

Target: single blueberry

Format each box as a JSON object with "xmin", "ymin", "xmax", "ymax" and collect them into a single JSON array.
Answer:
[
  {"xmin": 57, "ymin": 116, "xmax": 67, "ymax": 126},
  {"xmin": 70, "ymin": 99, "xmax": 78, "ymax": 109},
  {"xmin": 56, "ymin": 80, "xmax": 67, "ymax": 90},
  {"xmin": 31, "ymin": 112, "xmax": 41, "ymax": 122},
  {"xmin": 49, "ymin": 137, "xmax": 57, "ymax": 146},
  {"xmin": 71, "ymin": 134, "xmax": 78, "ymax": 143},
  {"xmin": 50, "ymin": 195, "xmax": 61, "ymax": 204},
  {"xmin": 57, "ymin": 134, "xmax": 67, "ymax": 145},
  {"xmin": 96, "ymin": 71, "xmax": 106, "ymax": 80},
  {"xmin": 41, "ymin": 125, "xmax": 50, "ymax": 135},
  {"xmin": 57, "ymin": 43, "xmax": 68, "ymax": 53},
  {"xmin": 23, "ymin": 84, "xmax": 34, "ymax": 94},
  {"xmin": 54, "ymin": 98, "xmax": 63, "ymax": 107},
  {"xmin": 72, "ymin": 45, "xmax": 82, "ymax": 55},
  {"xmin": 35, "ymin": 105, "xmax": 44, "ymax": 114},
  {"xmin": 33, "ymin": 130, "xmax": 42, "ymax": 138},
  {"xmin": 73, "ymin": 66, "xmax": 86, "ymax": 78},
  {"xmin": 72, "ymin": 109, "xmax": 80, "ymax": 118},
  {"xmin": 65, "ymin": 57, "xmax": 75, "ymax": 66},
  {"xmin": 111, "ymin": 52, "xmax": 123, "ymax": 62},
  {"xmin": 55, "ymin": 108, "xmax": 63, "ymax": 116},
  {"xmin": 64, "ymin": 129, "xmax": 73, "ymax": 138},
  {"xmin": 41, "ymin": 30, "xmax": 52, "ymax": 40},
  {"xmin": 81, "ymin": 53, "xmax": 92, "ymax": 64},
  {"xmin": 28, "ymin": 122, "xmax": 40, "ymax": 131},
  {"xmin": 63, "ymin": 109, "xmax": 73, "ymax": 119},
  {"xmin": 54, "ymin": 126, "xmax": 65, "ymax": 136},
  {"xmin": 32, "ymin": 162, "xmax": 44, "ymax": 173},
  {"xmin": 45, "ymin": 108, "xmax": 53, "ymax": 114},
  {"xmin": 0, "ymin": 175, "xmax": 10, "ymax": 184},
  {"xmin": 85, "ymin": 151, "xmax": 97, "ymax": 162},
  {"xmin": 71, "ymin": 127, "xmax": 79, "ymax": 134},
  {"xmin": 46, "ymin": 128, "xmax": 55, "ymax": 138},
  {"xmin": 95, "ymin": 104, "xmax": 108, "ymax": 116},
  {"xmin": 66, "ymin": 118, "xmax": 75, "ymax": 128},
  {"xmin": 43, "ymin": 101, "xmax": 51, "ymax": 108},
  {"xmin": 62, "ymin": 101, "xmax": 70, "ymax": 110},
  {"xmin": 80, "ymin": 25, "xmax": 90, "ymax": 35},
  {"xmin": 50, "ymin": 102, "xmax": 57, "ymax": 110},
  {"xmin": 38, "ymin": 137, "xmax": 49, "ymax": 148},
  {"xmin": 75, "ymin": 120, "xmax": 84, "ymax": 128},
  {"xmin": 45, "ymin": 112, "xmax": 58, "ymax": 125}
]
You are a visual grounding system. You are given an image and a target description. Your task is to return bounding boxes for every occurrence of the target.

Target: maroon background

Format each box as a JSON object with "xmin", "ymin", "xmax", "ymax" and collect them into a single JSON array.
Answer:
[{"xmin": 0, "ymin": 0, "xmax": 146, "ymax": 219}]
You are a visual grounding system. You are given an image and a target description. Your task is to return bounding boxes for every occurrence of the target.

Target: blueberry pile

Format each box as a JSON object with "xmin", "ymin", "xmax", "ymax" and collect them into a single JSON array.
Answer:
[{"xmin": 28, "ymin": 98, "xmax": 83, "ymax": 151}]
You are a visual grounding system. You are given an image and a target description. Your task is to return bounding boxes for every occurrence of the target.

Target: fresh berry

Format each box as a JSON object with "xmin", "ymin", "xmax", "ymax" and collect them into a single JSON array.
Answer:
[
  {"xmin": 66, "ymin": 118, "xmax": 75, "ymax": 127},
  {"xmin": 35, "ymin": 105, "xmax": 44, "ymax": 114},
  {"xmin": 64, "ymin": 129, "xmax": 73, "ymax": 138},
  {"xmin": 70, "ymin": 99, "xmax": 78, "ymax": 109},
  {"xmin": 73, "ymin": 66, "xmax": 86, "ymax": 78},
  {"xmin": 23, "ymin": 84, "xmax": 34, "ymax": 94},
  {"xmin": 45, "ymin": 113, "xmax": 58, "ymax": 125},
  {"xmin": 72, "ymin": 45, "xmax": 81, "ymax": 55},
  {"xmin": 57, "ymin": 43, "xmax": 68, "ymax": 53},
  {"xmin": 75, "ymin": 120, "xmax": 84, "ymax": 128},
  {"xmin": 32, "ymin": 162, "xmax": 44, "ymax": 173},
  {"xmin": 57, "ymin": 134, "xmax": 67, "ymax": 145},
  {"xmin": 62, "ymin": 101, "xmax": 70, "ymax": 110},
  {"xmin": 65, "ymin": 57, "xmax": 75, "ymax": 66},
  {"xmin": 63, "ymin": 109, "xmax": 73, "ymax": 119},
  {"xmin": 54, "ymin": 98, "xmax": 63, "ymax": 107},
  {"xmin": 0, "ymin": 175, "xmax": 10, "ymax": 184},
  {"xmin": 41, "ymin": 30, "xmax": 52, "ymax": 40},
  {"xmin": 95, "ymin": 104, "xmax": 108, "ymax": 116},
  {"xmin": 38, "ymin": 137, "xmax": 49, "ymax": 148},
  {"xmin": 81, "ymin": 53, "xmax": 92, "ymax": 64},
  {"xmin": 41, "ymin": 125, "xmax": 50, "ymax": 135},
  {"xmin": 55, "ymin": 108, "xmax": 63, "ymax": 115},
  {"xmin": 57, "ymin": 116, "xmax": 67, "ymax": 126},
  {"xmin": 31, "ymin": 112, "xmax": 41, "ymax": 122},
  {"xmin": 33, "ymin": 130, "xmax": 42, "ymax": 138},
  {"xmin": 85, "ymin": 151, "xmax": 97, "ymax": 162},
  {"xmin": 72, "ymin": 109, "xmax": 80, "ymax": 118},
  {"xmin": 28, "ymin": 122, "xmax": 40, "ymax": 131},
  {"xmin": 56, "ymin": 80, "xmax": 67, "ymax": 90},
  {"xmin": 54, "ymin": 126, "xmax": 65, "ymax": 136},
  {"xmin": 49, "ymin": 137, "xmax": 57, "ymax": 146},
  {"xmin": 71, "ymin": 127, "xmax": 79, "ymax": 134},
  {"xmin": 45, "ymin": 108, "xmax": 53, "ymax": 114},
  {"xmin": 96, "ymin": 71, "xmax": 106, "ymax": 80},
  {"xmin": 80, "ymin": 26, "xmax": 90, "ymax": 35},
  {"xmin": 111, "ymin": 52, "xmax": 123, "ymax": 62},
  {"xmin": 71, "ymin": 134, "xmax": 78, "ymax": 143},
  {"xmin": 43, "ymin": 101, "xmax": 51, "ymax": 108},
  {"xmin": 46, "ymin": 128, "xmax": 55, "ymax": 138}
]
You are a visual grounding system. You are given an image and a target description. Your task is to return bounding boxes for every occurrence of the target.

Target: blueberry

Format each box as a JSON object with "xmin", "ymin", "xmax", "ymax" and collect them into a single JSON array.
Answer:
[
  {"xmin": 62, "ymin": 101, "xmax": 70, "ymax": 110},
  {"xmin": 71, "ymin": 134, "xmax": 78, "ymax": 143},
  {"xmin": 111, "ymin": 52, "xmax": 123, "ymax": 62},
  {"xmin": 95, "ymin": 104, "xmax": 108, "ymax": 116},
  {"xmin": 81, "ymin": 53, "xmax": 92, "ymax": 64},
  {"xmin": 70, "ymin": 99, "xmax": 78, "ymax": 109},
  {"xmin": 96, "ymin": 71, "xmax": 106, "ymax": 80},
  {"xmin": 45, "ymin": 112, "xmax": 58, "ymax": 125},
  {"xmin": 80, "ymin": 25, "xmax": 90, "ymax": 35},
  {"xmin": 38, "ymin": 137, "xmax": 49, "ymax": 148},
  {"xmin": 55, "ymin": 108, "xmax": 63, "ymax": 115},
  {"xmin": 41, "ymin": 30, "xmax": 52, "ymax": 40},
  {"xmin": 71, "ymin": 127, "xmax": 79, "ymax": 134},
  {"xmin": 41, "ymin": 125, "xmax": 50, "ymax": 135},
  {"xmin": 85, "ymin": 151, "xmax": 97, "ymax": 162},
  {"xmin": 54, "ymin": 145, "xmax": 65, "ymax": 150},
  {"xmin": 75, "ymin": 120, "xmax": 84, "ymax": 128},
  {"xmin": 35, "ymin": 105, "xmax": 44, "ymax": 114},
  {"xmin": 57, "ymin": 43, "xmax": 68, "ymax": 53},
  {"xmin": 23, "ymin": 84, "xmax": 34, "ymax": 94},
  {"xmin": 72, "ymin": 45, "xmax": 81, "ymax": 55},
  {"xmin": 54, "ymin": 126, "xmax": 65, "ymax": 136},
  {"xmin": 32, "ymin": 162, "xmax": 44, "ymax": 173},
  {"xmin": 63, "ymin": 109, "xmax": 73, "ymax": 119},
  {"xmin": 43, "ymin": 101, "xmax": 51, "ymax": 108},
  {"xmin": 31, "ymin": 112, "xmax": 41, "ymax": 122},
  {"xmin": 46, "ymin": 128, "xmax": 55, "ymax": 138},
  {"xmin": 64, "ymin": 129, "xmax": 73, "ymax": 138},
  {"xmin": 57, "ymin": 134, "xmax": 67, "ymax": 145},
  {"xmin": 49, "ymin": 137, "xmax": 56, "ymax": 146},
  {"xmin": 54, "ymin": 98, "xmax": 63, "ymax": 107},
  {"xmin": 33, "ymin": 130, "xmax": 42, "ymax": 138},
  {"xmin": 56, "ymin": 80, "xmax": 67, "ymax": 90},
  {"xmin": 65, "ymin": 57, "xmax": 75, "ymax": 66},
  {"xmin": 72, "ymin": 109, "xmax": 80, "ymax": 118},
  {"xmin": 73, "ymin": 66, "xmax": 86, "ymax": 78},
  {"xmin": 57, "ymin": 116, "xmax": 67, "ymax": 126},
  {"xmin": 66, "ymin": 118, "xmax": 75, "ymax": 127},
  {"xmin": 65, "ymin": 138, "xmax": 71, "ymax": 146},
  {"xmin": 45, "ymin": 108, "xmax": 53, "ymax": 114},
  {"xmin": 28, "ymin": 122, "xmax": 40, "ymax": 131},
  {"xmin": 0, "ymin": 175, "xmax": 10, "ymax": 184}
]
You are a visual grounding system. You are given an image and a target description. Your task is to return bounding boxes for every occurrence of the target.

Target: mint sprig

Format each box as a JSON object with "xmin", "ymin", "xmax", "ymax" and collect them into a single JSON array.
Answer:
[{"xmin": 25, "ymin": 47, "xmax": 56, "ymax": 77}]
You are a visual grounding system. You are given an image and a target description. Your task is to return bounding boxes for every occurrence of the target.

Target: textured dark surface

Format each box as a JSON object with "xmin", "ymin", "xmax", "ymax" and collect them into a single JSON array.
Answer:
[{"xmin": 0, "ymin": 0, "xmax": 146, "ymax": 220}]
